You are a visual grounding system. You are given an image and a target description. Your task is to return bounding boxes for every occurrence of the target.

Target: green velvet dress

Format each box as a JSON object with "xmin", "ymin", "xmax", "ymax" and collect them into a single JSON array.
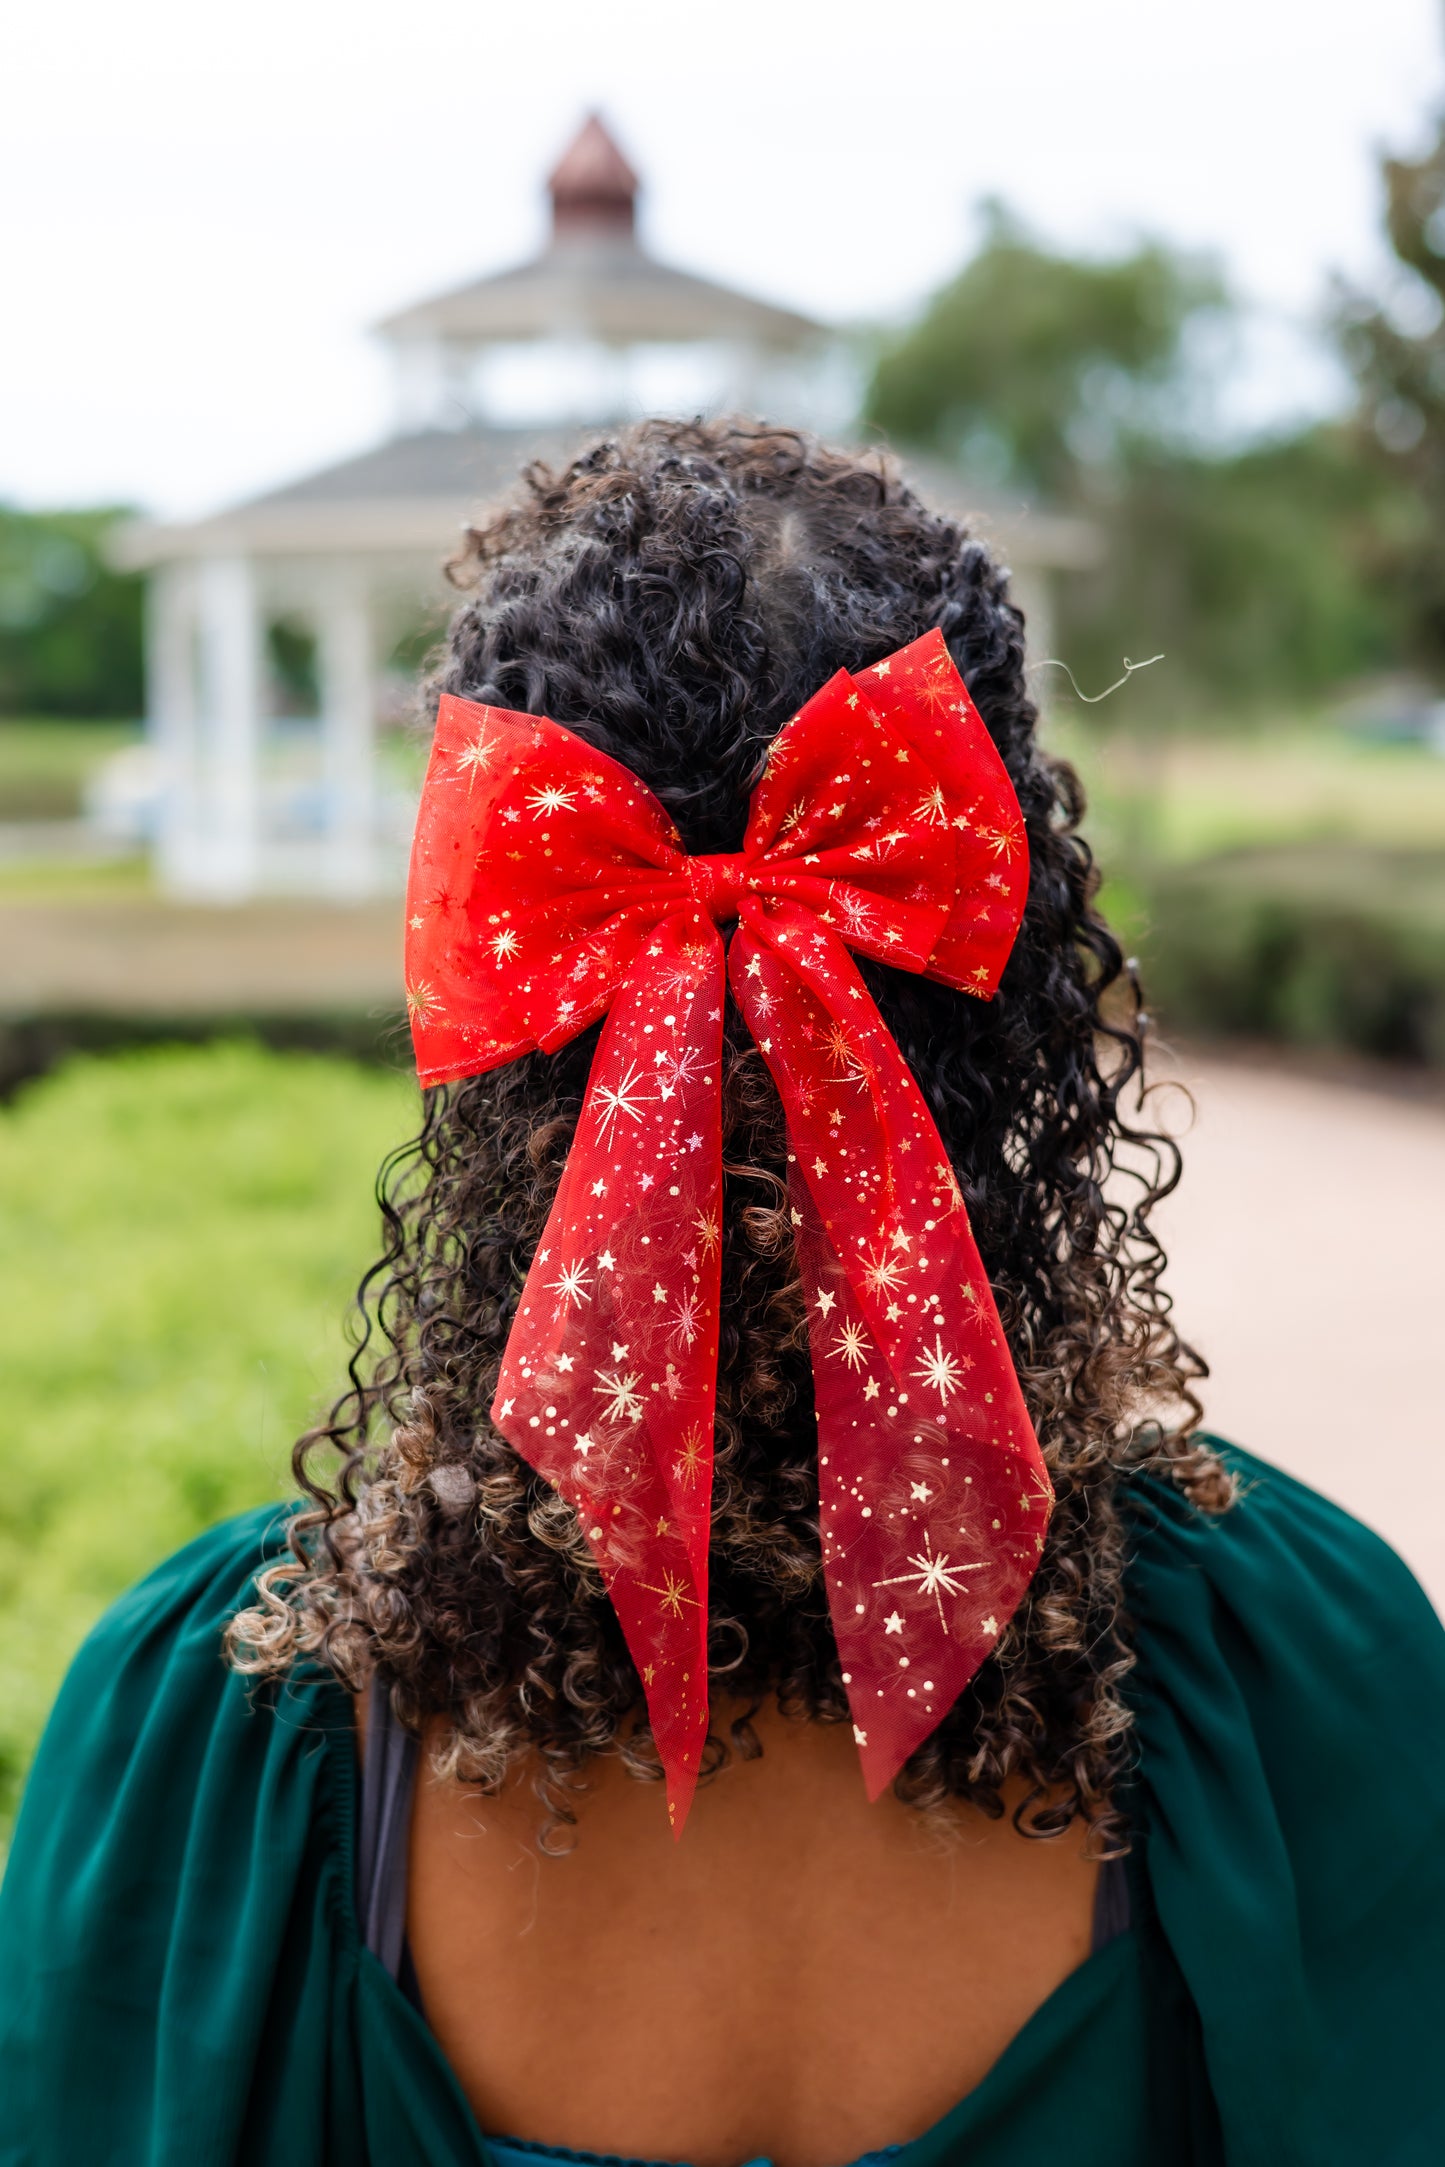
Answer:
[{"xmin": 2, "ymin": 1444, "xmax": 1442, "ymax": 2167}]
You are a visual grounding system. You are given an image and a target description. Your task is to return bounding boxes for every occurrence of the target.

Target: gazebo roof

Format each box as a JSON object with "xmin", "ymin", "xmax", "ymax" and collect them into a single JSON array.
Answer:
[
  {"xmin": 375, "ymin": 114, "xmax": 824, "ymax": 352},
  {"xmin": 115, "ymin": 426, "xmax": 1100, "ymax": 574},
  {"xmin": 113, "ymin": 427, "xmax": 573, "ymax": 563}
]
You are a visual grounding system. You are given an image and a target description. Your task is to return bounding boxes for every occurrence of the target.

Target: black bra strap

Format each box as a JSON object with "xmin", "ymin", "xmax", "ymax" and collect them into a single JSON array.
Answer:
[{"xmin": 356, "ymin": 1672, "xmax": 419, "ymax": 1980}]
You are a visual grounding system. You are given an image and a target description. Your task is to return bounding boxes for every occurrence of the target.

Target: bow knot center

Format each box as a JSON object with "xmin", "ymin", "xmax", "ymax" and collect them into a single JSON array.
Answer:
[{"xmin": 686, "ymin": 852, "xmax": 749, "ymax": 922}]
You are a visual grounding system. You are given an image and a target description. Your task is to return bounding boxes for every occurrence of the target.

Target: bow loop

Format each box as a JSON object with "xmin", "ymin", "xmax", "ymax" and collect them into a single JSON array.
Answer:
[
  {"xmin": 737, "ymin": 639, "xmax": 1007, "ymax": 978},
  {"xmin": 406, "ymin": 629, "xmax": 1050, "ymax": 1834}
]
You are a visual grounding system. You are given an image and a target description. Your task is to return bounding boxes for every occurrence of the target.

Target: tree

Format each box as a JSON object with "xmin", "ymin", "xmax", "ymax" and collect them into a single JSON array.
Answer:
[
  {"xmin": 0, "ymin": 507, "xmax": 145, "ymax": 718},
  {"xmin": 865, "ymin": 203, "xmax": 1226, "ymax": 501},
  {"xmin": 1056, "ymin": 428, "xmax": 1403, "ymax": 715},
  {"xmin": 866, "ymin": 207, "xmax": 1404, "ymax": 719},
  {"xmin": 1337, "ymin": 117, "xmax": 1445, "ymax": 675}
]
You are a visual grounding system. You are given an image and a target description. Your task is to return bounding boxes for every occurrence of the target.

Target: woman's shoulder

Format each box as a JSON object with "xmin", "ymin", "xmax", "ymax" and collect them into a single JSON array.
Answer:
[
  {"xmin": 1121, "ymin": 1439, "xmax": 1445, "ymax": 2156},
  {"xmin": 0, "ymin": 1506, "xmax": 361, "ymax": 2156},
  {"xmin": 17, "ymin": 1502, "xmax": 315, "ymax": 1785},
  {"xmin": 1123, "ymin": 1436, "xmax": 1445, "ymax": 1797},
  {"xmin": 3, "ymin": 1501, "xmax": 347, "ymax": 1890},
  {"xmin": 1124, "ymin": 1436, "xmax": 1440, "ymax": 1677},
  {"xmin": 76, "ymin": 1499, "xmax": 303, "ymax": 1670}
]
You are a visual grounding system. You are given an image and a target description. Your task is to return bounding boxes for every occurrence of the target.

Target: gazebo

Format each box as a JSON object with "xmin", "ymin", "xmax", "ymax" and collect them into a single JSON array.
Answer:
[{"xmin": 119, "ymin": 116, "xmax": 1093, "ymax": 902}]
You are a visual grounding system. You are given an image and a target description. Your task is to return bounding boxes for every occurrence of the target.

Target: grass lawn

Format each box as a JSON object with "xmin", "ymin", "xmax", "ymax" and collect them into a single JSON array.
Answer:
[
  {"xmin": 0, "ymin": 853, "xmax": 152, "ymax": 899},
  {"xmin": 0, "ymin": 1040, "xmax": 417, "ymax": 1841},
  {"xmin": 0, "ymin": 717, "xmax": 140, "ymax": 821},
  {"xmin": 1048, "ymin": 718, "xmax": 1445, "ymax": 974},
  {"xmin": 1052, "ymin": 717, "xmax": 1445, "ymax": 865}
]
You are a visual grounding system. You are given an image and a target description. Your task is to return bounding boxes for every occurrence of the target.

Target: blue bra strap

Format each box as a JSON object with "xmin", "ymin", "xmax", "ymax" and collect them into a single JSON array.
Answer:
[
  {"xmin": 1090, "ymin": 1853, "xmax": 1131, "ymax": 1952},
  {"xmin": 356, "ymin": 1670, "xmax": 419, "ymax": 1982}
]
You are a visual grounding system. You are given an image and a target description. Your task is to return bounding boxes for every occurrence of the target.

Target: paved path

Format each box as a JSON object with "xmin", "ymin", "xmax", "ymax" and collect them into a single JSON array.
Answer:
[
  {"xmin": 0, "ymin": 897, "xmax": 400, "ymax": 1014},
  {"xmin": 1154, "ymin": 1056, "xmax": 1444, "ymax": 1607}
]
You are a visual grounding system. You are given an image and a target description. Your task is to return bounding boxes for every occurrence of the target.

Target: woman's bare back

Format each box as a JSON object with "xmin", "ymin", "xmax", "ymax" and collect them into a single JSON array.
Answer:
[{"xmin": 403, "ymin": 1703, "xmax": 1100, "ymax": 2167}]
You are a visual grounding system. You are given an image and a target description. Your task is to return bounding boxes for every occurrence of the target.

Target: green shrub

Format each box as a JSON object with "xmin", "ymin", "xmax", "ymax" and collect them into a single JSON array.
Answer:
[
  {"xmin": 0, "ymin": 508, "xmax": 144, "ymax": 719},
  {"xmin": 0, "ymin": 1041, "xmax": 415, "ymax": 1839},
  {"xmin": 1138, "ymin": 845, "xmax": 1445, "ymax": 1063}
]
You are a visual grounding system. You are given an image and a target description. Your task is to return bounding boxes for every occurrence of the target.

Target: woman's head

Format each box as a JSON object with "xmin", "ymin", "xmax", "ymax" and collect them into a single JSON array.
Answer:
[{"xmin": 230, "ymin": 417, "xmax": 1228, "ymax": 1847}]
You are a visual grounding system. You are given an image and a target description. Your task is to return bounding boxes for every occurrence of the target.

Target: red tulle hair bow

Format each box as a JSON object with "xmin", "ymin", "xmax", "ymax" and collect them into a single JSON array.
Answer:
[{"xmin": 406, "ymin": 629, "xmax": 1052, "ymax": 1832}]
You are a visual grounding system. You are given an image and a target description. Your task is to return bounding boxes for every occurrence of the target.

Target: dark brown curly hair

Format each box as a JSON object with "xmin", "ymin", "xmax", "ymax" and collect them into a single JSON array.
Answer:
[{"xmin": 229, "ymin": 417, "xmax": 1230, "ymax": 1852}]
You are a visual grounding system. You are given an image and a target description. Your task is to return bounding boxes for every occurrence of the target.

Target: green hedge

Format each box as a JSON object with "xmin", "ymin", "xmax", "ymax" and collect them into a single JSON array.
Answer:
[
  {"xmin": 1137, "ymin": 844, "xmax": 1445, "ymax": 1064},
  {"xmin": 0, "ymin": 1009, "xmax": 407, "ymax": 1100},
  {"xmin": 0, "ymin": 1041, "xmax": 416, "ymax": 1840}
]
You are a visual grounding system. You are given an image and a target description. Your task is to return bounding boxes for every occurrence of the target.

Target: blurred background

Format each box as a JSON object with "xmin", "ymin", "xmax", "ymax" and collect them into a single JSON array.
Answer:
[{"xmin": 3, "ymin": 0, "xmax": 1443, "ymax": 1837}]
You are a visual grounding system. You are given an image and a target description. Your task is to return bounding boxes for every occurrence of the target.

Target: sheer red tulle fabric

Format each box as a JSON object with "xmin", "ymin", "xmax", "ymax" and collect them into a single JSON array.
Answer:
[{"xmin": 405, "ymin": 629, "xmax": 1052, "ymax": 1832}]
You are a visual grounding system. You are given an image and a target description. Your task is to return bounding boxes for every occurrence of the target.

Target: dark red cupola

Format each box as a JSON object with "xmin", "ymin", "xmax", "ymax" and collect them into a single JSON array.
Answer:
[{"xmin": 547, "ymin": 113, "xmax": 640, "ymax": 245}]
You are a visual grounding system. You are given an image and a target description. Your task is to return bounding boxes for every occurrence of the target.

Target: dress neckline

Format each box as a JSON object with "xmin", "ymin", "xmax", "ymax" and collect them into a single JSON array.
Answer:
[{"xmin": 337, "ymin": 1681, "xmax": 1141, "ymax": 2167}]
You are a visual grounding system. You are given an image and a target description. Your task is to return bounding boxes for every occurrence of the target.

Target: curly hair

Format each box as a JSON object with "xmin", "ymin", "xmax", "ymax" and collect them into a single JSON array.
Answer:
[{"xmin": 229, "ymin": 417, "xmax": 1230, "ymax": 1852}]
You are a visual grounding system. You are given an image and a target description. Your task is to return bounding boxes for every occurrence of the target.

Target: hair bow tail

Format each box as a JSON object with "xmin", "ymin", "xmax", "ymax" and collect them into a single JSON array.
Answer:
[
  {"xmin": 788, "ymin": 1171, "xmax": 1051, "ymax": 1796},
  {"xmin": 491, "ymin": 909, "xmax": 726, "ymax": 1833},
  {"xmin": 729, "ymin": 903, "xmax": 1052, "ymax": 1794}
]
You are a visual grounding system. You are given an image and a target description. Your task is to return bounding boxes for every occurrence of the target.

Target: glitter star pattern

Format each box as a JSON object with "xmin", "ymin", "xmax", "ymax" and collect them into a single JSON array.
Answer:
[{"xmin": 404, "ymin": 627, "xmax": 1049, "ymax": 1830}]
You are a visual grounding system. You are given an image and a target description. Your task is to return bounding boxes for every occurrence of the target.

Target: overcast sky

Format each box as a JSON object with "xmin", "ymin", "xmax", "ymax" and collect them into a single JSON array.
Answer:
[{"xmin": 4, "ymin": 0, "xmax": 1443, "ymax": 517}]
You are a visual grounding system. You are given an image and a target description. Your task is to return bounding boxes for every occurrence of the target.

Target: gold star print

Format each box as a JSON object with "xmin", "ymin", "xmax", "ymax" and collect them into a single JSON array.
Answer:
[
  {"xmin": 455, "ymin": 724, "xmax": 501, "ymax": 789},
  {"xmin": 524, "ymin": 783, "xmax": 577, "ymax": 818},
  {"xmin": 873, "ymin": 1532, "xmax": 985, "ymax": 1628},
  {"xmin": 693, "ymin": 1210, "xmax": 721, "ymax": 1258},
  {"xmin": 977, "ymin": 816, "xmax": 1024, "ymax": 864},
  {"xmin": 593, "ymin": 1062, "xmax": 652, "ymax": 1142},
  {"xmin": 916, "ymin": 671, "xmax": 957, "ymax": 716},
  {"xmin": 639, "ymin": 1570, "xmax": 700, "ymax": 1620},
  {"xmin": 913, "ymin": 1336, "xmax": 965, "ymax": 1404},
  {"xmin": 674, "ymin": 1427, "xmax": 707, "ymax": 1483},
  {"xmin": 861, "ymin": 1243, "xmax": 906, "ymax": 1298},
  {"xmin": 594, "ymin": 1368, "xmax": 644, "ymax": 1424},
  {"xmin": 830, "ymin": 1321, "xmax": 869, "ymax": 1371}
]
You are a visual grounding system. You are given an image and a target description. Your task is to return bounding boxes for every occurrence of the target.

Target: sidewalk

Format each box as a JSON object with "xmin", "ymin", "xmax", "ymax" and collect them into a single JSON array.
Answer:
[
  {"xmin": 0, "ymin": 895, "xmax": 400, "ymax": 1015},
  {"xmin": 1154, "ymin": 1054, "xmax": 1444, "ymax": 1607}
]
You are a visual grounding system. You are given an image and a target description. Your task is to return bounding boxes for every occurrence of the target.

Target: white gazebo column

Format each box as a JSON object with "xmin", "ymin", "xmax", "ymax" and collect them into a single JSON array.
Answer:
[
  {"xmin": 187, "ymin": 553, "xmax": 264, "ymax": 899},
  {"xmin": 317, "ymin": 570, "xmax": 377, "ymax": 898},
  {"xmin": 148, "ymin": 560, "xmax": 200, "ymax": 894}
]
